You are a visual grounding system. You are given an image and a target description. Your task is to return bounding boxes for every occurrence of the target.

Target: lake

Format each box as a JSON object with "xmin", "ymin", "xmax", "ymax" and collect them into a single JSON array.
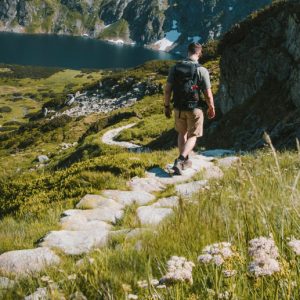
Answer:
[{"xmin": 0, "ymin": 32, "xmax": 176, "ymax": 70}]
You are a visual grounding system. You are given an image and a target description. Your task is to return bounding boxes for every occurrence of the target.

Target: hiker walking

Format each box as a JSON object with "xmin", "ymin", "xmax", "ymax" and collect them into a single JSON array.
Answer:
[{"xmin": 164, "ymin": 42, "xmax": 215, "ymax": 175}]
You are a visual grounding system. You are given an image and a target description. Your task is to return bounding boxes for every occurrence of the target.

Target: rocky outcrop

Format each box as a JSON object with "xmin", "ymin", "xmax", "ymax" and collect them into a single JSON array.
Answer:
[
  {"xmin": 202, "ymin": 1, "xmax": 300, "ymax": 150},
  {"xmin": 0, "ymin": 0, "xmax": 271, "ymax": 51}
]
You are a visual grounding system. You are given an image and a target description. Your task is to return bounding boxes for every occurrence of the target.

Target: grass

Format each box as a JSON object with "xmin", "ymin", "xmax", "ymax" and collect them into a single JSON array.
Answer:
[{"xmin": 1, "ymin": 147, "xmax": 299, "ymax": 299}]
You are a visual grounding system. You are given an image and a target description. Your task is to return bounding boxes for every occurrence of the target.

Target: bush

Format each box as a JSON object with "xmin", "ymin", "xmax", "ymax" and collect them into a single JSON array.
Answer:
[
  {"xmin": 40, "ymin": 115, "xmax": 72, "ymax": 132},
  {"xmin": 0, "ymin": 106, "xmax": 12, "ymax": 113}
]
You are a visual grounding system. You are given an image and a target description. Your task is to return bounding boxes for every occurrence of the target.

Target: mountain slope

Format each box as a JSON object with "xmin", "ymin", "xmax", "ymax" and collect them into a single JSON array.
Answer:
[
  {"xmin": 201, "ymin": 0, "xmax": 300, "ymax": 150},
  {"xmin": 0, "ymin": 0, "xmax": 271, "ymax": 53}
]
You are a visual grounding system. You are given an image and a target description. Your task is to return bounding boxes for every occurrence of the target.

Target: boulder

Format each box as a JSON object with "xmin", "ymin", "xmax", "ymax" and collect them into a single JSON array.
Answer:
[
  {"xmin": 175, "ymin": 180, "xmax": 208, "ymax": 198},
  {"xmin": 40, "ymin": 229, "xmax": 109, "ymax": 255},
  {"xmin": 152, "ymin": 196, "xmax": 179, "ymax": 208},
  {"xmin": 217, "ymin": 156, "xmax": 241, "ymax": 168},
  {"xmin": 76, "ymin": 194, "xmax": 124, "ymax": 210},
  {"xmin": 37, "ymin": 155, "xmax": 49, "ymax": 163},
  {"xmin": 62, "ymin": 207, "xmax": 123, "ymax": 223},
  {"xmin": 0, "ymin": 248, "xmax": 60, "ymax": 276},
  {"xmin": 128, "ymin": 177, "xmax": 165, "ymax": 193},
  {"xmin": 102, "ymin": 190, "xmax": 155, "ymax": 206},
  {"xmin": 137, "ymin": 206, "xmax": 173, "ymax": 226}
]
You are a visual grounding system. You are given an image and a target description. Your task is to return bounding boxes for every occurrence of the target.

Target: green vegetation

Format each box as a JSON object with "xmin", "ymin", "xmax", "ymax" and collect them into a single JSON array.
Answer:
[{"xmin": 98, "ymin": 19, "xmax": 130, "ymax": 40}]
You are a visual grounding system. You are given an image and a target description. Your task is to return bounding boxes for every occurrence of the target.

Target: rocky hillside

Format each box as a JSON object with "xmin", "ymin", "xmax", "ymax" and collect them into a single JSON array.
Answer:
[
  {"xmin": 0, "ymin": 0, "xmax": 271, "ymax": 53},
  {"xmin": 201, "ymin": 1, "xmax": 300, "ymax": 150}
]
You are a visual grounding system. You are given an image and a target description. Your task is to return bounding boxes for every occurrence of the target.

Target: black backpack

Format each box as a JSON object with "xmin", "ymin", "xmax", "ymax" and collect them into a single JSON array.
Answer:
[{"xmin": 173, "ymin": 61, "xmax": 201, "ymax": 110}]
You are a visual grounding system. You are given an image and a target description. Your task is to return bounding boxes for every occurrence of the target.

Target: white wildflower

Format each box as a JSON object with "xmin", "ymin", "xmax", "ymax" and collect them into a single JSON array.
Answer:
[
  {"xmin": 198, "ymin": 254, "xmax": 213, "ymax": 264},
  {"xmin": 150, "ymin": 279, "xmax": 159, "ymax": 286},
  {"xmin": 288, "ymin": 238, "xmax": 300, "ymax": 255},
  {"xmin": 159, "ymin": 256, "xmax": 195, "ymax": 285},
  {"xmin": 213, "ymin": 255, "xmax": 224, "ymax": 266},
  {"xmin": 198, "ymin": 242, "xmax": 234, "ymax": 266},
  {"xmin": 156, "ymin": 284, "xmax": 166, "ymax": 289},
  {"xmin": 67, "ymin": 274, "xmax": 77, "ymax": 280},
  {"xmin": 218, "ymin": 291, "xmax": 230, "ymax": 299},
  {"xmin": 41, "ymin": 276, "xmax": 53, "ymax": 283},
  {"xmin": 137, "ymin": 280, "xmax": 148, "ymax": 289},
  {"xmin": 223, "ymin": 269, "xmax": 237, "ymax": 278},
  {"xmin": 248, "ymin": 236, "xmax": 281, "ymax": 277}
]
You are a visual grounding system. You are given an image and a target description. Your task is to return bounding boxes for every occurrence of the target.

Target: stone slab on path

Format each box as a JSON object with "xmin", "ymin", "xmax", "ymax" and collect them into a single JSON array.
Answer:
[
  {"xmin": 146, "ymin": 155, "xmax": 213, "ymax": 185},
  {"xmin": 60, "ymin": 215, "xmax": 112, "ymax": 231},
  {"xmin": 137, "ymin": 206, "xmax": 173, "ymax": 226},
  {"xmin": 62, "ymin": 207, "xmax": 124, "ymax": 224},
  {"xmin": 175, "ymin": 180, "xmax": 208, "ymax": 198},
  {"xmin": 76, "ymin": 194, "xmax": 124, "ymax": 210},
  {"xmin": 152, "ymin": 196, "xmax": 179, "ymax": 208},
  {"xmin": 203, "ymin": 165, "xmax": 224, "ymax": 180},
  {"xmin": 40, "ymin": 229, "xmax": 109, "ymax": 255},
  {"xmin": 102, "ymin": 190, "xmax": 155, "ymax": 206},
  {"xmin": 101, "ymin": 124, "xmax": 142, "ymax": 149},
  {"xmin": 128, "ymin": 177, "xmax": 166, "ymax": 193},
  {"xmin": 0, "ymin": 248, "xmax": 60, "ymax": 276},
  {"xmin": 217, "ymin": 156, "xmax": 241, "ymax": 168}
]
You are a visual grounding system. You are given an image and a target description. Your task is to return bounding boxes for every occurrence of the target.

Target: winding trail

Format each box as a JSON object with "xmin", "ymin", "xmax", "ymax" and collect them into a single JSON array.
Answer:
[
  {"xmin": 101, "ymin": 123, "xmax": 142, "ymax": 149},
  {"xmin": 0, "ymin": 124, "xmax": 240, "ymax": 288}
]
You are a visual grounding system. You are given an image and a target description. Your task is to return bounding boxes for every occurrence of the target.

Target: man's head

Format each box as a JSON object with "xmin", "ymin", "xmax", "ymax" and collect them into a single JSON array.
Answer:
[{"xmin": 188, "ymin": 42, "xmax": 202, "ymax": 59}]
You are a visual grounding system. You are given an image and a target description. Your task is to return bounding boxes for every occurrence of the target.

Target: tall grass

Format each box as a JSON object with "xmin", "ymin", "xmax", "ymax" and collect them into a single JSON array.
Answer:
[{"xmin": 2, "ymin": 147, "xmax": 299, "ymax": 299}]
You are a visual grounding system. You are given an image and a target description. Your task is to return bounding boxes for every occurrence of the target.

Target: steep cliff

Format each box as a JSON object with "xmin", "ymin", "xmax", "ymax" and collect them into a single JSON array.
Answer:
[
  {"xmin": 0, "ymin": 0, "xmax": 271, "ymax": 51},
  {"xmin": 201, "ymin": 1, "xmax": 300, "ymax": 150}
]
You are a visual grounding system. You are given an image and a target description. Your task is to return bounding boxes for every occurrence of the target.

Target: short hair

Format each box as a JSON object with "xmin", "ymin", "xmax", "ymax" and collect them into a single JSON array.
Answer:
[{"xmin": 188, "ymin": 42, "xmax": 202, "ymax": 55}]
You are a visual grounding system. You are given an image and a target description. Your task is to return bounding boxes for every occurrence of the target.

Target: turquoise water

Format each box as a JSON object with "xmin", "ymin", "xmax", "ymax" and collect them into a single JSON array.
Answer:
[{"xmin": 0, "ymin": 32, "xmax": 176, "ymax": 69}]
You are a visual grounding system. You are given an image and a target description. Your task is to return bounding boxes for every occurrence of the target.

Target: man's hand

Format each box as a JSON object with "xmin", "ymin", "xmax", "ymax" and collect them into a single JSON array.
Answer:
[
  {"xmin": 164, "ymin": 106, "xmax": 172, "ymax": 118},
  {"xmin": 207, "ymin": 105, "xmax": 215, "ymax": 119}
]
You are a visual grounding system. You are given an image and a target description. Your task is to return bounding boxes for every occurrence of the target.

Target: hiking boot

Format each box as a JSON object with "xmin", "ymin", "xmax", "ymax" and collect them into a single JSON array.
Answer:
[
  {"xmin": 172, "ymin": 158, "xmax": 184, "ymax": 175},
  {"xmin": 182, "ymin": 159, "xmax": 192, "ymax": 170}
]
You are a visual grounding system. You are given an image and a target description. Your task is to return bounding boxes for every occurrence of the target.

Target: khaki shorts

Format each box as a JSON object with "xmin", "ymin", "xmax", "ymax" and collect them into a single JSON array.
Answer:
[{"xmin": 174, "ymin": 108, "xmax": 204, "ymax": 138}]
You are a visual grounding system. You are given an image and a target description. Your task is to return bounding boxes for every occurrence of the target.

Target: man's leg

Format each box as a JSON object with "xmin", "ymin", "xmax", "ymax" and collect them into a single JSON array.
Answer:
[
  {"xmin": 178, "ymin": 132, "xmax": 187, "ymax": 154},
  {"xmin": 180, "ymin": 135, "xmax": 197, "ymax": 158}
]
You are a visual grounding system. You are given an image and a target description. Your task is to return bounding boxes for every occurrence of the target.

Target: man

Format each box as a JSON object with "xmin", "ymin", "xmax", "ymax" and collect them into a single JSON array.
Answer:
[{"xmin": 164, "ymin": 42, "xmax": 215, "ymax": 175}]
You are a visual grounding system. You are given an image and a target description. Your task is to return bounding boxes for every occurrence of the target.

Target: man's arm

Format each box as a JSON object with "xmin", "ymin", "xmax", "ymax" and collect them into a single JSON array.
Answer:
[
  {"xmin": 164, "ymin": 82, "xmax": 172, "ymax": 118},
  {"xmin": 203, "ymin": 88, "xmax": 215, "ymax": 119}
]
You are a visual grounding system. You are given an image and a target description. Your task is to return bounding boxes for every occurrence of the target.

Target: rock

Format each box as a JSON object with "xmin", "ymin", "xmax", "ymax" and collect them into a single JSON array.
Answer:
[
  {"xmin": 147, "ymin": 155, "xmax": 213, "ymax": 185},
  {"xmin": 76, "ymin": 194, "xmax": 124, "ymax": 210},
  {"xmin": 60, "ymin": 214, "xmax": 112, "ymax": 231},
  {"xmin": 24, "ymin": 287, "xmax": 48, "ymax": 300},
  {"xmin": 0, "ymin": 248, "xmax": 60, "ymax": 276},
  {"xmin": 37, "ymin": 155, "xmax": 49, "ymax": 163},
  {"xmin": 203, "ymin": 165, "xmax": 224, "ymax": 180},
  {"xmin": 128, "ymin": 177, "xmax": 165, "ymax": 193},
  {"xmin": 0, "ymin": 277, "xmax": 15, "ymax": 289},
  {"xmin": 102, "ymin": 190, "xmax": 155, "ymax": 206},
  {"xmin": 125, "ymin": 228, "xmax": 151, "ymax": 239},
  {"xmin": 152, "ymin": 196, "xmax": 179, "ymax": 208},
  {"xmin": 217, "ymin": 156, "xmax": 241, "ymax": 168},
  {"xmin": 62, "ymin": 207, "xmax": 123, "ymax": 224},
  {"xmin": 175, "ymin": 180, "xmax": 208, "ymax": 198},
  {"xmin": 40, "ymin": 229, "xmax": 109, "ymax": 255},
  {"xmin": 137, "ymin": 206, "xmax": 173, "ymax": 226}
]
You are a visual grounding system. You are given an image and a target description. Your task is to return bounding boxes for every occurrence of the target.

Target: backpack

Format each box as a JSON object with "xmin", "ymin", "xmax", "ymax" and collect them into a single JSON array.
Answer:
[{"xmin": 172, "ymin": 61, "xmax": 201, "ymax": 110}]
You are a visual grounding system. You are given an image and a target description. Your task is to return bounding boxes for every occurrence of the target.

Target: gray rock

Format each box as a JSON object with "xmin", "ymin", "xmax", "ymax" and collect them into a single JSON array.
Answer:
[
  {"xmin": 137, "ymin": 206, "xmax": 173, "ymax": 226},
  {"xmin": 175, "ymin": 180, "xmax": 208, "ymax": 198},
  {"xmin": 76, "ymin": 194, "xmax": 124, "ymax": 210},
  {"xmin": 152, "ymin": 196, "xmax": 179, "ymax": 208},
  {"xmin": 203, "ymin": 165, "xmax": 224, "ymax": 180},
  {"xmin": 0, "ymin": 248, "xmax": 60, "ymax": 276},
  {"xmin": 0, "ymin": 277, "xmax": 15, "ymax": 289},
  {"xmin": 40, "ymin": 229, "xmax": 109, "ymax": 255},
  {"xmin": 62, "ymin": 207, "xmax": 124, "ymax": 223},
  {"xmin": 37, "ymin": 155, "xmax": 49, "ymax": 163},
  {"xmin": 217, "ymin": 156, "xmax": 241, "ymax": 168},
  {"xmin": 102, "ymin": 190, "xmax": 155, "ymax": 206},
  {"xmin": 24, "ymin": 287, "xmax": 48, "ymax": 300},
  {"xmin": 128, "ymin": 177, "xmax": 165, "ymax": 193},
  {"xmin": 60, "ymin": 214, "xmax": 112, "ymax": 231}
]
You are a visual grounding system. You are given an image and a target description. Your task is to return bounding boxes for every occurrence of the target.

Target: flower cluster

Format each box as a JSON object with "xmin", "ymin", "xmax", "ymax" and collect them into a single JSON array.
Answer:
[
  {"xmin": 248, "ymin": 236, "xmax": 280, "ymax": 277},
  {"xmin": 159, "ymin": 256, "xmax": 195, "ymax": 285},
  {"xmin": 137, "ymin": 279, "xmax": 159, "ymax": 289},
  {"xmin": 288, "ymin": 238, "xmax": 300, "ymax": 255},
  {"xmin": 198, "ymin": 242, "xmax": 235, "ymax": 266}
]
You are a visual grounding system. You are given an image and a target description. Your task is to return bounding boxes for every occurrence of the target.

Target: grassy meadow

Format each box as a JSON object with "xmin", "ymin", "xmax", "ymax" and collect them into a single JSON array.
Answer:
[{"xmin": 0, "ymin": 57, "xmax": 299, "ymax": 299}]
